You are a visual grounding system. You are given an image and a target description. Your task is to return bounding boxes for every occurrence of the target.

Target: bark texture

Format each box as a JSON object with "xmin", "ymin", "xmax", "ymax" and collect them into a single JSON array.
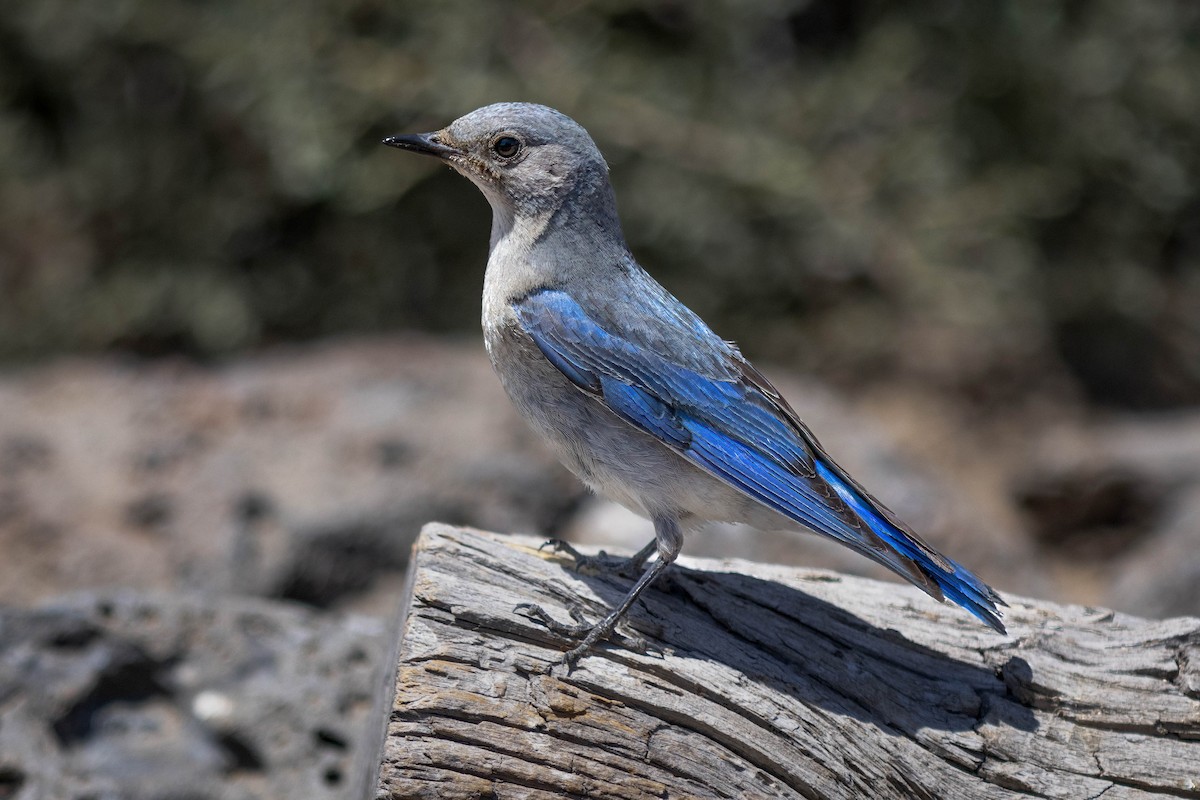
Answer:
[{"xmin": 377, "ymin": 524, "xmax": 1200, "ymax": 799}]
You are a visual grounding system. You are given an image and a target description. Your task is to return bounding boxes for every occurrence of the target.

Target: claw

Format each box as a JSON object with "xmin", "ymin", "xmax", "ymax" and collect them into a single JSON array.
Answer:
[
  {"xmin": 538, "ymin": 538, "xmax": 651, "ymax": 578},
  {"xmin": 514, "ymin": 599, "xmax": 650, "ymax": 666},
  {"xmin": 521, "ymin": 534, "xmax": 672, "ymax": 665},
  {"xmin": 514, "ymin": 602, "xmax": 591, "ymax": 638}
]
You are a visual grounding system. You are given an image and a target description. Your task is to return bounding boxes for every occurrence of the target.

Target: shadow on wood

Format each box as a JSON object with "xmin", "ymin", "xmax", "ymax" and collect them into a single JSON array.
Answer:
[{"xmin": 376, "ymin": 524, "xmax": 1200, "ymax": 799}]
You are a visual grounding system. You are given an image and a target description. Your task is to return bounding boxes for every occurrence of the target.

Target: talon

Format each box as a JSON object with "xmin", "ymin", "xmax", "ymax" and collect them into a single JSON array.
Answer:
[
  {"xmin": 520, "ymin": 535, "xmax": 672, "ymax": 663},
  {"xmin": 563, "ymin": 642, "xmax": 589, "ymax": 665},
  {"xmin": 538, "ymin": 538, "xmax": 593, "ymax": 563},
  {"xmin": 537, "ymin": 538, "xmax": 661, "ymax": 582},
  {"xmin": 515, "ymin": 601, "xmax": 592, "ymax": 638},
  {"xmin": 564, "ymin": 601, "xmax": 589, "ymax": 625},
  {"xmin": 514, "ymin": 601, "xmax": 543, "ymax": 618}
]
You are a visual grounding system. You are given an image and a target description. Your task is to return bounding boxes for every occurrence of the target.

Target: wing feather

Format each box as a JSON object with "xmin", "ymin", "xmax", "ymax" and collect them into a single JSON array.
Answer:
[{"xmin": 513, "ymin": 288, "xmax": 1005, "ymax": 632}]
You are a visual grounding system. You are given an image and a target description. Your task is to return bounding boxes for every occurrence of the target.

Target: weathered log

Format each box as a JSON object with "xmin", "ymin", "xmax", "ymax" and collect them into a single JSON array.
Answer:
[{"xmin": 376, "ymin": 524, "xmax": 1200, "ymax": 799}]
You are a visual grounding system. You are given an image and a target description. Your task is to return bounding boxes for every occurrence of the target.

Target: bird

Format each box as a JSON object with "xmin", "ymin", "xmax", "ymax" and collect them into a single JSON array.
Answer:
[{"xmin": 383, "ymin": 102, "xmax": 1006, "ymax": 663}]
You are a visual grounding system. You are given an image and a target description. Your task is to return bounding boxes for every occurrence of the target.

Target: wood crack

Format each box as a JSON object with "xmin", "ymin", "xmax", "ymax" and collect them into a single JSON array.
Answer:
[{"xmin": 378, "ymin": 525, "xmax": 1200, "ymax": 799}]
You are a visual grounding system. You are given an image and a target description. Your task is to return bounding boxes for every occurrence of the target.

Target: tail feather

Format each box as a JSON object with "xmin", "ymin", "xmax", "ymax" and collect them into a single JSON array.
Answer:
[{"xmin": 813, "ymin": 460, "xmax": 1007, "ymax": 634}]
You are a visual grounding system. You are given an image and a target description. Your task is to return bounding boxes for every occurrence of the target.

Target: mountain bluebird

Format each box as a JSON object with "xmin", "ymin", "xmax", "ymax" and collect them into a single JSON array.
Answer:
[{"xmin": 384, "ymin": 103, "xmax": 1005, "ymax": 663}]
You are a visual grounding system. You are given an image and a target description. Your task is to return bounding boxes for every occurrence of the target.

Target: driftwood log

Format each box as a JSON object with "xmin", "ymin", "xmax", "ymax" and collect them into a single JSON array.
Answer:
[{"xmin": 375, "ymin": 524, "xmax": 1200, "ymax": 799}]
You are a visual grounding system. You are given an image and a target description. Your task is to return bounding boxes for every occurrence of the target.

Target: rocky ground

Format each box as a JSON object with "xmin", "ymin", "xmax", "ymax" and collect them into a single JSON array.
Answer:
[
  {"xmin": 1, "ymin": 335, "xmax": 1197, "ymax": 798},
  {"xmin": 0, "ymin": 591, "xmax": 385, "ymax": 800}
]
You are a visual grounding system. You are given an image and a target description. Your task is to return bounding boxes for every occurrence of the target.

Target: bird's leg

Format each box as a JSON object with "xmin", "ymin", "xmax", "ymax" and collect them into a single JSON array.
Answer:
[
  {"xmin": 539, "ymin": 537, "xmax": 658, "ymax": 579},
  {"xmin": 520, "ymin": 515, "xmax": 682, "ymax": 665}
]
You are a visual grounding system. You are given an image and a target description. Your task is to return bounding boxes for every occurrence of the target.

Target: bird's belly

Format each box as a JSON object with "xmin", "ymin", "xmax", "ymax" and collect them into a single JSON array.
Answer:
[{"xmin": 484, "ymin": 322, "xmax": 777, "ymax": 527}]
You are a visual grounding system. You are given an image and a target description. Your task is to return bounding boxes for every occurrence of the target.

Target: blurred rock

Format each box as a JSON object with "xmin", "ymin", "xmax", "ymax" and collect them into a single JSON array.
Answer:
[
  {"xmin": 2, "ymin": 333, "xmax": 1197, "ymax": 626},
  {"xmin": 0, "ymin": 337, "xmax": 582, "ymax": 615},
  {"xmin": 1015, "ymin": 413, "xmax": 1200, "ymax": 616},
  {"xmin": 0, "ymin": 590, "xmax": 387, "ymax": 800},
  {"xmin": 1109, "ymin": 488, "xmax": 1200, "ymax": 619}
]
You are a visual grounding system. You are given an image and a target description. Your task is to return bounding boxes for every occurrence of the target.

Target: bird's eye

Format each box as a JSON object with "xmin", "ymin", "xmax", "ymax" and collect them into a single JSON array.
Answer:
[{"xmin": 492, "ymin": 136, "xmax": 521, "ymax": 159}]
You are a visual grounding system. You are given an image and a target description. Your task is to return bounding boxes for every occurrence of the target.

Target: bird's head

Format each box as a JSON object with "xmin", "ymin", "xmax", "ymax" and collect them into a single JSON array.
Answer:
[{"xmin": 383, "ymin": 102, "xmax": 613, "ymax": 223}]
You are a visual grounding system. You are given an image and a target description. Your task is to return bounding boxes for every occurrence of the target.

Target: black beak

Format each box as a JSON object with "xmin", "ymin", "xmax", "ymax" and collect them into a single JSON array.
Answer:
[{"xmin": 381, "ymin": 132, "xmax": 459, "ymax": 159}]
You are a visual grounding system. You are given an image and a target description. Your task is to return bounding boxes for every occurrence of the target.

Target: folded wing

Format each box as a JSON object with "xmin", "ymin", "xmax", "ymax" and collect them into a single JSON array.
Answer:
[{"xmin": 515, "ymin": 288, "xmax": 1006, "ymax": 632}]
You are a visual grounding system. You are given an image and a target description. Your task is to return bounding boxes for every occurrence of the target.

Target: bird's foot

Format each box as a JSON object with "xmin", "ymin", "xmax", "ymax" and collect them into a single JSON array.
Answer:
[
  {"xmin": 515, "ymin": 601, "xmax": 646, "ymax": 666},
  {"xmin": 537, "ymin": 539, "xmax": 647, "ymax": 579}
]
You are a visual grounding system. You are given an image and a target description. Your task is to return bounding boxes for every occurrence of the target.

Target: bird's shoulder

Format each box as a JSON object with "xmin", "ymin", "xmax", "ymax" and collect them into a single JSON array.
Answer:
[{"xmin": 517, "ymin": 256, "xmax": 741, "ymax": 382}]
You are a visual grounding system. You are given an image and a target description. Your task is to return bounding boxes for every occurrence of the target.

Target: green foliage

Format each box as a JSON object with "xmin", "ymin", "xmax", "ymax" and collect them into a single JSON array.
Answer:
[{"xmin": 1, "ymin": 0, "xmax": 1197, "ymax": 408}]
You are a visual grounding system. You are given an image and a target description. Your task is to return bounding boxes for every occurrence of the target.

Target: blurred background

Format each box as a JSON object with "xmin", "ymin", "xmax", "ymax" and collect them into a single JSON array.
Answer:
[
  {"xmin": 4, "ymin": 0, "xmax": 1200, "ymax": 400},
  {"xmin": 2, "ymin": 1, "xmax": 1200, "ymax": 793},
  {"xmin": 4, "ymin": 0, "xmax": 1200, "ymax": 610}
]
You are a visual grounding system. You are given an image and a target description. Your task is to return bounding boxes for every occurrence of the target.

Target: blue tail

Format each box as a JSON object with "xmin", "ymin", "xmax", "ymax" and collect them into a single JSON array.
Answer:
[{"xmin": 813, "ymin": 460, "xmax": 1007, "ymax": 633}]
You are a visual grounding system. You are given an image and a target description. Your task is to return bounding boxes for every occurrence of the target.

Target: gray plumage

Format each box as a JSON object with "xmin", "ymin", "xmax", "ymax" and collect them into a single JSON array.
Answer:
[{"xmin": 384, "ymin": 103, "xmax": 1005, "ymax": 663}]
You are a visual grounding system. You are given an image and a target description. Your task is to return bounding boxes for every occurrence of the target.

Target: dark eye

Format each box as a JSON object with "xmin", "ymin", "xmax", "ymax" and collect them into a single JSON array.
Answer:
[{"xmin": 492, "ymin": 136, "xmax": 521, "ymax": 158}]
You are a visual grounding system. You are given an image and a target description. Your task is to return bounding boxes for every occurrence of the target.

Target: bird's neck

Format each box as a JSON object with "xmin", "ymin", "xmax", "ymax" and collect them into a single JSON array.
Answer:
[
  {"xmin": 489, "ymin": 173, "xmax": 624, "ymax": 259},
  {"xmin": 487, "ymin": 202, "xmax": 541, "ymax": 253},
  {"xmin": 483, "ymin": 181, "xmax": 629, "ymax": 312}
]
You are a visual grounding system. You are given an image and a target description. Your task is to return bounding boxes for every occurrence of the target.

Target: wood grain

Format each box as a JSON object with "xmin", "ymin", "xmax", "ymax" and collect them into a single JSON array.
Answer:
[{"xmin": 376, "ymin": 524, "xmax": 1200, "ymax": 799}]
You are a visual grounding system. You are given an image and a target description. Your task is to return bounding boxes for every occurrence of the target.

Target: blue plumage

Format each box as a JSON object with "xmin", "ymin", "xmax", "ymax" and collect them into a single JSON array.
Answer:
[
  {"xmin": 517, "ymin": 288, "xmax": 1006, "ymax": 633},
  {"xmin": 386, "ymin": 102, "xmax": 1006, "ymax": 661}
]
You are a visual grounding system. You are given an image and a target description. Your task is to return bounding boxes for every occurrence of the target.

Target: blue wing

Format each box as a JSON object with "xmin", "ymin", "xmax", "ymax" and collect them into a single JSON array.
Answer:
[{"xmin": 515, "ymin": 288, "xmax": 1006, "ymax": 633}]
